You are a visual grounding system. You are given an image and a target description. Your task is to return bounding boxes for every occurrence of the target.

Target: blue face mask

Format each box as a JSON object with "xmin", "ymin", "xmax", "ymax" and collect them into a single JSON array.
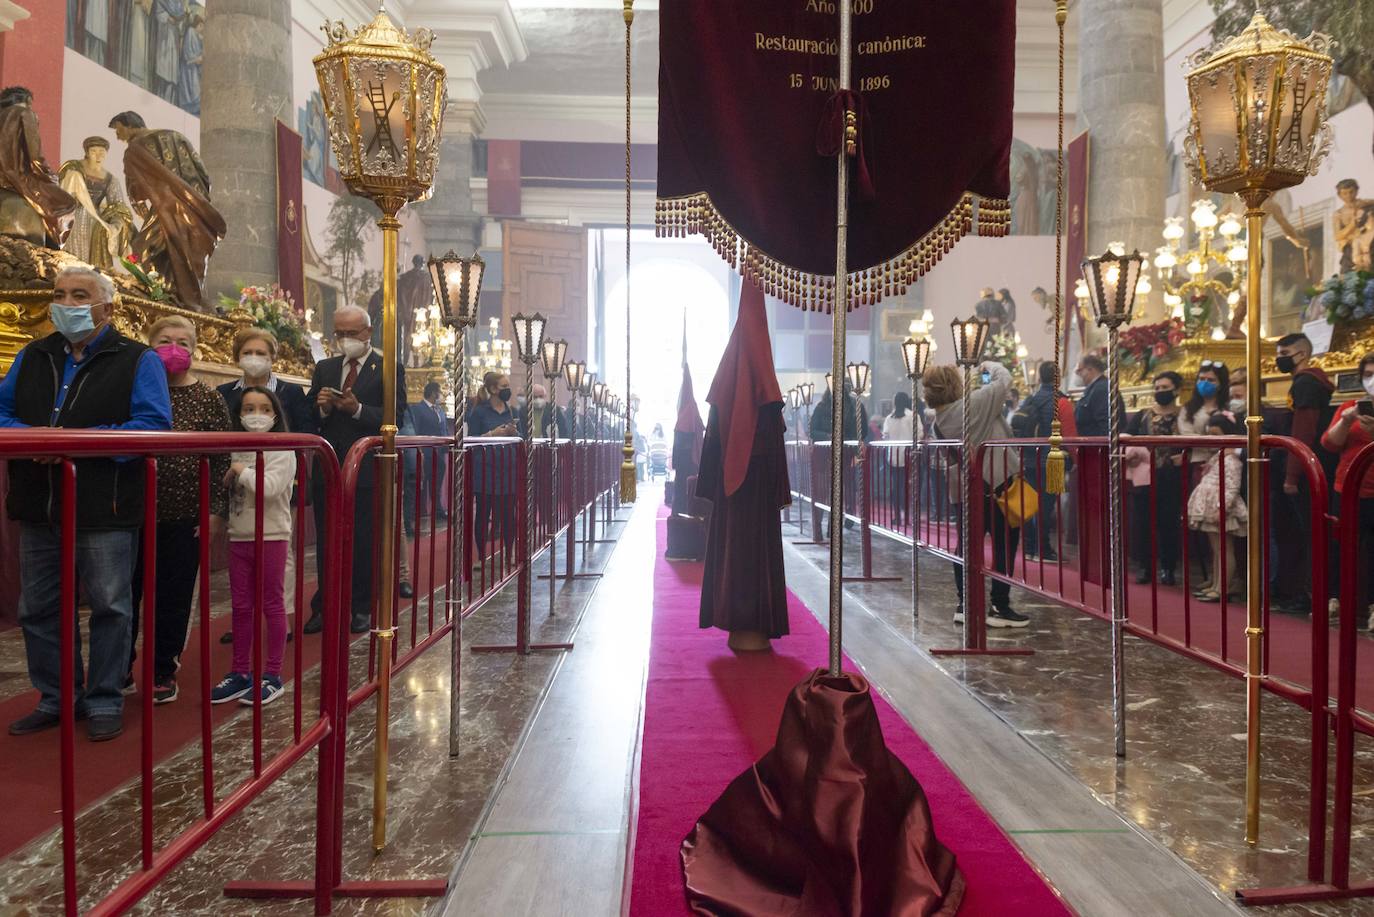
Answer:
[
  {"xmin": 980, "ymin": 371, "xmax": 991, "ymax": 385},
  {"xmin": 1195, "ymin": 379, "xmax": 1218, "ymax": 399},
  {"xmin": 49, "ymin": 303, "xmax": 96, "ymax": 342}
]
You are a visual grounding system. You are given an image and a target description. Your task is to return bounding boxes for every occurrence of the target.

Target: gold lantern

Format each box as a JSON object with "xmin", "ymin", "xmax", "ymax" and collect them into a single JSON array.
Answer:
[
  {"xmin": 313, "ymin": 4, "xmax": 446, "ymax": 854},
  {"xmin": 845, "ymin": 361, "xmax": 870, "ymax": 398},
  {"xmin": 1184, "ymin": 9, "xmax": 1332, "ymax": 848},
  {"xmin": 901, "ymin": 336, "xmax": 933, "ymax": 381}
]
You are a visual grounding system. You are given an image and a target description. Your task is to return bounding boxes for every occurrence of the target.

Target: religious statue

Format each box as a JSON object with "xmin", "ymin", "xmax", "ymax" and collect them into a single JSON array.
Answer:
[
  {"xmin": 974, "ymin": 286, "xmax": 1006, "ymax": 336},
  {"xmin": 110, "ymin": 110, "xmax": 226, "ymax": 308},
  {"xmin": 1334, "ymin": 178, "xmax": 1374, "ymax": 274},
  {"xmin": 367, "ymin": 254, "xmax": 433, "ymax": 366},
  {"xmin": 0, "ymin": 86, "xmax": 77, "ymax": 248},
  {"xmin": 59, "ymin": 136, "xmax": 133, "ymax": 270}
]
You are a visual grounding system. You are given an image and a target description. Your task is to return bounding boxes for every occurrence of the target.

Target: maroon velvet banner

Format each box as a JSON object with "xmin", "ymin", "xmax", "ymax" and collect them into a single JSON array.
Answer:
[
  {"xmin": 276, "ymin": 120, "xmax": 305, "ymax": 314},
  {"xmin": 656, "ymin": 1, "xmax": 1015, "ymax": 311}
]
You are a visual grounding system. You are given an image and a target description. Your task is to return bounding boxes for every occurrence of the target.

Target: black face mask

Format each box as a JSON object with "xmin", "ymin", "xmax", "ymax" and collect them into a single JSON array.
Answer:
[
  {"xmin": 498, "ymin": 388, "xmax": 512, "ymax": 403},
  {"xmin": 1275, "ymin": 354, "xmax": 1297, "ymax": 375},
  {"xmin": 1154, "ymin": 390, "xmax": 1177, "ymax": 406}
]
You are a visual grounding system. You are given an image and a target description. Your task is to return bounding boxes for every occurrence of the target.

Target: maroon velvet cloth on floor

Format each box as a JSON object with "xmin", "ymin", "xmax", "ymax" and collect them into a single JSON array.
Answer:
[
  {"xmin": 682, "ymin": 668, "xmax": 964, "ymax": 916},
  {"xmin": 697, "ymin": 404, "xmax": 790, "ymax": 638}
]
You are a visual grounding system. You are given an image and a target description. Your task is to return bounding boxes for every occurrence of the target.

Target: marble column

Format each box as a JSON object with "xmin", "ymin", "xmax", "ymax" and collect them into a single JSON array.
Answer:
[
  {"xmin": 1078, "ymin": 0, "xmax": 1167, "ymax": 320},
  {"xmin": 200, "ymin": 0, "xmax": 291, "ymax": 304}
]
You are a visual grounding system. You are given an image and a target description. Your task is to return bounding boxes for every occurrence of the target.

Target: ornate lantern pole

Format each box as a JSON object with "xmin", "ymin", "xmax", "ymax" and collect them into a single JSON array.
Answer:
[
  {"xmin": 511, "ymin": 312, "xmax": 547, "ymax": 651},
  {"xmin": 582, "ymin": 372, "xmax": 598, "ymax": 543},
  {"xmin": 428, "ymin": 249, "xmax": 483, "ymax": 758},
  {"xmin": 787, "ymin": 387, "xmax": 803, "ymax": 532},
  {"xmin": 620, "ymin": 0, "xmax": 638, "ymax": 504},
  {"xmin": 313, "ymin": 5, "xmax": 446, "ymax": 853},
  {"xmin": 950, "ymin": 316, "xmax": 990, "ymax": 648},
  {"xmin": 563, "ymin": 360, "xmax": 586, "ymax": 562},
  {"xmin": 541, "ymin": 339, "xmax": 568, "ymax": 612},
  {"xmin": 901, "ymin": 336, "xmax": 933, "ymax": 625},
  {"xmin": 1081, "ymin": 245, "xmax": 1143, "ymax": 760},
  {"xmin": 1183, "ymin": 10, "xmax": 1333, "ymax": 846}
]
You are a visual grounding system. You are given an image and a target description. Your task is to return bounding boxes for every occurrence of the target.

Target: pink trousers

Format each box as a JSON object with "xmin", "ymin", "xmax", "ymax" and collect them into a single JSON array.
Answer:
[{"xmin": 228, "ymin": 540, "xmax": 288, "ymax": 677}]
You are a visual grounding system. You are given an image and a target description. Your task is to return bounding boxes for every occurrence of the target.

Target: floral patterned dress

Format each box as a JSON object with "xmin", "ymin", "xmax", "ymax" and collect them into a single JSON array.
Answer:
[{"xmin": 1187, "ymin": 449, "xmax": 1247, "ymax": 535}]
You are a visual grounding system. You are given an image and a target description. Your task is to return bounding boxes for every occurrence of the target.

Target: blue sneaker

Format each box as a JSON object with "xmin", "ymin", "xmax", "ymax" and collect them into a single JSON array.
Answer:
[
  {"xmin": 239, "ymin": 675, "xmax": 285, "ymax": 707},
  {"xmin": 211, "ymin": 672, "xmax": 253, "ymax": 704}
]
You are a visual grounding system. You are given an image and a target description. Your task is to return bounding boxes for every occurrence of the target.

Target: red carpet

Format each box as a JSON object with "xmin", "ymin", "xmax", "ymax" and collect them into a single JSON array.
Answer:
[{"xmin": 629, "ymin": 512, "xmax": 1073, "ymax": 915}]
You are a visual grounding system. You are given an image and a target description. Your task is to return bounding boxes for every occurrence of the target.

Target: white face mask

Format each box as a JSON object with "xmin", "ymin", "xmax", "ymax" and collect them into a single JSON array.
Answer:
[
  {"xmin": 1363, "ymin": 375, "xmax": 1374, "ymax": 398},
  {"xmin": 532, "ymin": 397, "xmax": 547, "ymax": 410},
  {"xmin": 1229, "ymin": 399, "xmax": 1246, "ymax": 414},
  {"xmin": 339, "ymin": 337, "xmax": 369, "ymax": 360},
  {"xmin": 238, "ymin": 354, "xmax": 271, "ymax": 378},
  {"xmin": 241, "ymin": 413, "xmax": 275, "ymax": 432}
]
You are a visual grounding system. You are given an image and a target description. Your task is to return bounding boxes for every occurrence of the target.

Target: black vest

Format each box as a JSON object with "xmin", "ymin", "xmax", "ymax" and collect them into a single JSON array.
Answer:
[{"xmin": 7, "ymin": 330, "xmax": 151, "ymax": 528}]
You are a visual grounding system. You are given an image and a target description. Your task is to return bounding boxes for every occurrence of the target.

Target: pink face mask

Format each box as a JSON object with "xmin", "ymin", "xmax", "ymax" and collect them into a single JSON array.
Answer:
[{"xmin": 155, "ymin": 343, "xmax": 192, "ymax": 376}]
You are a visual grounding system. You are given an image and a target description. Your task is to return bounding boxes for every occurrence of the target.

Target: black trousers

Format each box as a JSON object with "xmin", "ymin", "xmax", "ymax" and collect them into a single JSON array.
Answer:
[
  {"xmin": 1129, "ymin": 464, "xmax": 1182, "ymax": 574},
  {"xmin": 129, "ymin": 520, "xmax": 200, "ymax": 681},
  {"xmin": 474, "ymin": 493, "xmax": 516, "ymax": 555},
  {"xmin": 953, "ymin": 489, "xmax": 1020, "ymax": 610},
  {"xmin": 312, "ymin": 485, "xmax": 375, "ymax": 616}
]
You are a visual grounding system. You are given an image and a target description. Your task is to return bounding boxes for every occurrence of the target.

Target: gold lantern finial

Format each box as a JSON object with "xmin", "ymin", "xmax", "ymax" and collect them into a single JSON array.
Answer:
[
  {"xmin": 1183, "ymin": 10, "xmax": 1333, "ymax": 202},
  {"xmin": 314, "ymin": 5, "xmax": 447, "ymax": 215}
]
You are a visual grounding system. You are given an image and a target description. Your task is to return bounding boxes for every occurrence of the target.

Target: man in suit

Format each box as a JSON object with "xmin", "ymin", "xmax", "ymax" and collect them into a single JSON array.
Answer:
[
  {"xmin": 303, "ymin": 306, "xmax": 407, "ymax": 635},
  {"xmin": 406, "ymin": 380, "xmax": 450, "ymax": 524},
  {"xmin": 1073, "ymin": 353, "xmax": 1122, "ymax": 437}
]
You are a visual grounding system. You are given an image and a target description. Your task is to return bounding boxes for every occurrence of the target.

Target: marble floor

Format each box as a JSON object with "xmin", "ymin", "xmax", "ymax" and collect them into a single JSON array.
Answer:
[
  {"xmin": 6, "ymin": 486, "xmax": 1374, "ymax": 915},
  {"xmin": 0, "ymin": 510, "xmax": 628, "ymax": 916},
  {"xmin": 812, "ymin": 523, "xmax": 1374, "ymax": 917}
]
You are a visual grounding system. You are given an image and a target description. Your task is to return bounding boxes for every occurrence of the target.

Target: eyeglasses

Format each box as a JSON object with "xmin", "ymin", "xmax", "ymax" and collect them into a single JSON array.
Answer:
[
  {"xmin": 333, "ymin": 328, "xmax": 371, "ymax": 340},
  {"xmin": 1199, "ymin": 360, "xmax": 1224, "ymax": 370}
]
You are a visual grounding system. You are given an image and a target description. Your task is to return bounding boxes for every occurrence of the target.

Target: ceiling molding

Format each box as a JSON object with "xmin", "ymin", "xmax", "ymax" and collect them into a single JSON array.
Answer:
[
  {"xmin": 0, "ymin": 0, "xmax": 30, "ymax": 32},
  {"xmin": 471, "ymin": 177, "xmax": 657, "ymax": 227},
  {"xmin": 482, "ymin": 92, "xmax": 657, "ymax": 143}
]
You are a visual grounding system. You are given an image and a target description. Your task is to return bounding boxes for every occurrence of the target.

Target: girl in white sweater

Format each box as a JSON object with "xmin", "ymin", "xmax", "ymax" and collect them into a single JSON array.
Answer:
[{"xmin": 211, "ymin": 387, "xmax": 297, "ymax": 706}]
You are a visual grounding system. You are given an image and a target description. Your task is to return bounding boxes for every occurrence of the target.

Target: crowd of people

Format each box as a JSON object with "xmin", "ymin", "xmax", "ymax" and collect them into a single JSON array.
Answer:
[
  {"xmin": 0, "ymin": 266, "xmax": 620, "ymax": 744},
  {"xmin": 798, "ymin": 329, "xmax": 1371, "ymax": 635}
]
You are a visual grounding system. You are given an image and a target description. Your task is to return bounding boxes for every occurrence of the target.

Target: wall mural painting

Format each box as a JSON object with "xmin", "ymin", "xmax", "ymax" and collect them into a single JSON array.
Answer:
[
  {"xmin": 299, "ymin": 91, "xmax": 328, "ymax": 188},
  {"xmin": 1008, "ymin": 138, "xmax": 1058, "ymax": 236},
  {"xmin": 65, "ymin": 0, "xmax": 205, "ymax": 116}
]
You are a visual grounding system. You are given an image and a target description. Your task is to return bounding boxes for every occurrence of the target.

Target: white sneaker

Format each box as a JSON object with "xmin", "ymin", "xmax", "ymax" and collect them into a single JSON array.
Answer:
[{"xmin": 953, "ymin": 607, "xmax": 965, "ymax": 624}]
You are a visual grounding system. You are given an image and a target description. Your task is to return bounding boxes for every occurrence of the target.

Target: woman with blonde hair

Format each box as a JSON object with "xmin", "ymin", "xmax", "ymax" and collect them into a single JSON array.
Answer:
[
  {"xmin": 925, "ymin": 360, "xmax": 1029, "ymax": 628},
  {"xmin": 128, "ymin": 314, "xmax": 232, "ymax": 703},
  {"xmin": 217, "ymin": 327, "xmax": 312, "ymax": 435}
]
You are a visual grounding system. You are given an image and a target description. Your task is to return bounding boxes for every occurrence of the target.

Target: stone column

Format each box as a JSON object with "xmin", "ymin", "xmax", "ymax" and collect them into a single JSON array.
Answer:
[
  {"xmin": 419, "ymin": 130, "xmax": 483, "ymax": 256},
  {"xmin": 1078, "ymin": 0, "xmax": 1167, "ymax": 320},
  {"xmin": 200, "ymin": 0, "xmax": 292, "ymax": 304}
]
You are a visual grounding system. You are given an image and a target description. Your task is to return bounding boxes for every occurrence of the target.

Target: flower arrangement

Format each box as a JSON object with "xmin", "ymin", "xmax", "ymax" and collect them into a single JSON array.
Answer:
[
  {"xmin": 1117, "ymin": 317, "xmax": 1186, "ymax": 380},
  {"xmin": 1307, "ymin": 270, "xmax": 1374, "ymax": 325},
  {"xmin": 118, "ymin": 253, "xmax": 169, "ymax": 302},
  {"xmin": 217, "ymin": 283, "xmax": 306, "ymax": 350},
  {"xmin": 982, "ymin": 332, "xmax": 1022, "ymax": 376}
]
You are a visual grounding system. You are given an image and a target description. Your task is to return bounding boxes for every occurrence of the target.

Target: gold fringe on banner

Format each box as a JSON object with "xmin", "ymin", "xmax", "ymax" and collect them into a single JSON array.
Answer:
[{"xmin": 654, "ymin": 191, "xmax": 1010, "ymax": 312}]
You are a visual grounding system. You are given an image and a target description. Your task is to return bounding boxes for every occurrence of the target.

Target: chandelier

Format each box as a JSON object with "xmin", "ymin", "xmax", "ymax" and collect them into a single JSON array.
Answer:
[
  {"xmin": 409, "ymin": 302, "xmax": 457, "ymax": 369},
  {"xmin": 1152, "ymin": 199, "xmax": 1248, "ymax": 322},
  {"xmin": 906, "ymin": 308, "xmax": 939, "ymax": 355},
  {"xmin": 468, "ymin": 316, "xmax": 513, "ymax": 394}
]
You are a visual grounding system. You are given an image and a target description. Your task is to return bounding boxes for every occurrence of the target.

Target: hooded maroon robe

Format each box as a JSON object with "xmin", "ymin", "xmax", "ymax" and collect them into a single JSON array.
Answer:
[
  {"xmin": 697, "ymin": 281, "xmax": 790, "ymax": 637},
  {"xmin": 670, "ymin": 360, "xmax": 705, "ymax": 512}
]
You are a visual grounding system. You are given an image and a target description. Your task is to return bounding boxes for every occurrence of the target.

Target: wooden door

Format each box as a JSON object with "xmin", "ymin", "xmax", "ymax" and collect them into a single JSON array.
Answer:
[{"xmin": 501, "ymin": 221, "xmax": 588, "ymax": 368}]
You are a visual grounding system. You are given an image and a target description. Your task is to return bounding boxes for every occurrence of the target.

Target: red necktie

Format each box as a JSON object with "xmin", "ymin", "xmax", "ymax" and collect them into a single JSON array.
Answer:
[{"xmin": 343, "ymin": 359, "xmax": 359, "ymax": 393}]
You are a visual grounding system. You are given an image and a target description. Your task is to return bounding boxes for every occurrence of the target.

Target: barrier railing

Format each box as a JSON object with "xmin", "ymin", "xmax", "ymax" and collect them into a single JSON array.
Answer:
[
  {"xmin": 1, "ymin": 427, "xmax": 626, "ymax": 914},
  {"xmin": 846, "ymin": 433, "xmax": 1334, "ymax": 891},
  {"xmin": 0, "ymin": 430, "xmax": 345, "ymax": 917},
  {"xmin": 1249, "ymin": 437, "xmax": 1374, "ymax": 905}
]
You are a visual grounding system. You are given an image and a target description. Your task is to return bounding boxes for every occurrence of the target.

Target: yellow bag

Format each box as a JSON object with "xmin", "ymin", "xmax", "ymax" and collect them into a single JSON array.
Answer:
[{"xmin": 995, "ymin": 474, "xmax": 1040, "ymax": 528}]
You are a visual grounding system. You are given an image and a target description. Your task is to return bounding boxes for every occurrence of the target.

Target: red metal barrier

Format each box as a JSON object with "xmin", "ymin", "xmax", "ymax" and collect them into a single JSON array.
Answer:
[
  {"xmin": 0, "ymin": 430, "xmax": 345, "ymax": 917},
  {"xmin": 0, "ymin": 424, "xmax": 627, "ymax": 914},
  {"xmin": 856, "ymin": 433, "xmax": 1334, "ymax": 893}
]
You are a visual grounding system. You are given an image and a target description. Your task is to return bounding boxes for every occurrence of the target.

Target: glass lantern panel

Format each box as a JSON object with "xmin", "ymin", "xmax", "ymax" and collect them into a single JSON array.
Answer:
[
  {"xmin": 317, "ymin": 57, "xmax": 356, "ymax": 173},
  {"xmin": 1275, "ymin": 57, "xmax": 1328, "ymax": 173},
  {"xmin": 1192, "ymin": 67, "xmax": 1242, "ymax": 179},
  {"xmin": 1241, "ymin": 55, "xmax": 1280, "ymax": 173},
  {"xmin": 349, "ymin": 58, "xmax": 411, "ymax": 178}
]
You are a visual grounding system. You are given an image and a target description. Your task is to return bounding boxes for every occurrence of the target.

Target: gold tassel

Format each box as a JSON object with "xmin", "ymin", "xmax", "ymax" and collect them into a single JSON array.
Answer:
[{"xmin": 1044, "ymin": 422, "xmax": 1067, "ymax": 495}]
